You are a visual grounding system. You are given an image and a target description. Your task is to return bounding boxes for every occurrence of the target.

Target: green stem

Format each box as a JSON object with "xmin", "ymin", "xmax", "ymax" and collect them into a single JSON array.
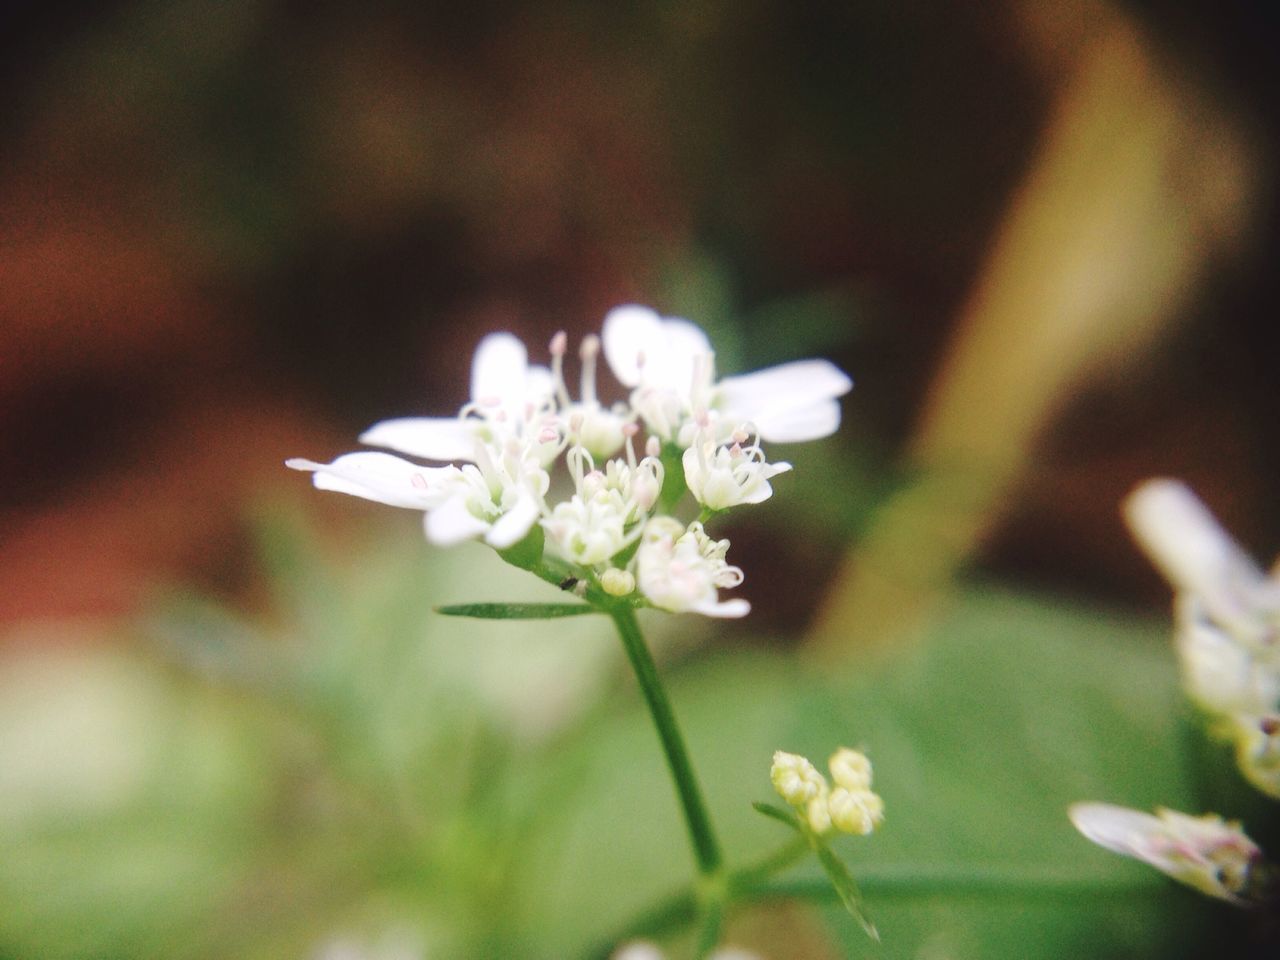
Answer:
[
  {"xmin": 607, "ymin": 605, "xmax": 724, "ymax": 878},
  {"xmin": 586, "ymin": 836, "xmax": 806, "ymax": 959}
]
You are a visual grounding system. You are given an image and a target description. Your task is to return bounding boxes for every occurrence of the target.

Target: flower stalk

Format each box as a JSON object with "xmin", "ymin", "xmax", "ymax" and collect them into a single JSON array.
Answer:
[{"xmin": 607, "ymin": 604, "xmax": 724, "ymax": 878}]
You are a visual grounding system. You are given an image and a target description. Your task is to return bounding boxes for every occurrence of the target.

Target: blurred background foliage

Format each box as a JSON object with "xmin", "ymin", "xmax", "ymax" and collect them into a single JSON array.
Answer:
[{"xmin": 2, "ymin": 0, "xmax": 1279, "ymax": 956}]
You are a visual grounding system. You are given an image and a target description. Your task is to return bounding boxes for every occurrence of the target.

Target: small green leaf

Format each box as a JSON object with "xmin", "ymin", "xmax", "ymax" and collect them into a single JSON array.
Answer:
[
  {"xmin": 813, "ymin": 837, "xmax": 878, "ymax": 942},
  {"xmin": 752, "ymin": 801, "xmax": 802, "ymax": 832},
  {"xmin": 435, "ymin": 602, "xmax": 599, "ymax": 620}
]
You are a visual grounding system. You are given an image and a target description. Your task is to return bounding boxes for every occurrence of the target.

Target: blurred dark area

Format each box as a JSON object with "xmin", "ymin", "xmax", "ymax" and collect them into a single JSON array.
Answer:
[{"xmin": 2, "ymin": 0, "xmax": 1279, "ymax": 627}]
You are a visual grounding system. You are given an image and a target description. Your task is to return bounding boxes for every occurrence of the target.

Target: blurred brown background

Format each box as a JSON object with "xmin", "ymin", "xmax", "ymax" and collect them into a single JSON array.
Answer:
[{"xmin": 3, "ymin": 0, "xmax": 1278, "ymax": 633}]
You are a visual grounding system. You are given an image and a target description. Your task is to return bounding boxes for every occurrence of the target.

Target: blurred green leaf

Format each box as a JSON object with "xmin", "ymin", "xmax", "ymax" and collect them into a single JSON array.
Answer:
[
  {"xmin": 435, "ymin": 602, "xmax": 600, "ymax": 620},
  {"xmin": 522, "ymin": 586, "xmax": 1214, "ymax": 958},
  {"xmin": 813, "ymin": 835, "xmax": 878, "ymax": 942},
  {"xmin": 751, "ymin": 801, "xmax": 801, "ymax": 831}
]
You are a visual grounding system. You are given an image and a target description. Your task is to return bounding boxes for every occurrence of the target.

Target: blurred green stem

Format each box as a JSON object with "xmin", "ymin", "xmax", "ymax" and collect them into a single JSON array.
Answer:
[{"xmin": 608, "ymin": 606, "xmax": 724, "ymax": 879}]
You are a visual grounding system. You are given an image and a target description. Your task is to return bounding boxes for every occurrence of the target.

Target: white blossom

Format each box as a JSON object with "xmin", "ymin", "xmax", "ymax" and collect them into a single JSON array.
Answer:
[
  {"xmin": 542, "ymin": 447, "xmax": 662, "ymax": 568},
  {"xmin": 360, "ymin": 331, "xmax": 561, "ymax": 464},
  {"xmin": 1125, "ymin": 479, "xmax": 1280, "ymax": 649},
  {"xmin": 635, "ymin": 518, "xmax": 748, "ymax": 618},
  {"xmin": 1069, "ymin": 802, "xmax": 1266, "ymax": 904},
  {"xmin": 602, "ymin": 304, "xmax": 851, "ymax": 445},
  {"xmin": 683, "ymin": 423, "xmax": 792, "ymax": 510},
  {"xmin": 1229, "ymin": 713, "xmax": 1280, "ymax": 799},
  {"xmin": 287, "ymin": 438, "xmax": 547, "ymax": 550}
]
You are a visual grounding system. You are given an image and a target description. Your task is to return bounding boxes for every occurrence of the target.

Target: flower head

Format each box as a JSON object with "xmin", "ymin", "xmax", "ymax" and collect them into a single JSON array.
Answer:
[
  {"xmin": 289, "ymin": 306, "xmax": 851, "ymax": 618},
  {"xmin": 1069, "ymin": 802, "xmax": 1269, "ymax": 904},
  {"xmin": 636, "ymin": 518, "xmax": 749, "ymax": 618},
  {"xmin": 771, "ymin": 746, "xmax": 883, "ymax": 837},
  {"xmin": 682, "ymin": 422, "xmax": 792, "ymax": 511},
  {"xmin": 1124, "ymin": 479, "xmax": 1280, "ymax": 797}
]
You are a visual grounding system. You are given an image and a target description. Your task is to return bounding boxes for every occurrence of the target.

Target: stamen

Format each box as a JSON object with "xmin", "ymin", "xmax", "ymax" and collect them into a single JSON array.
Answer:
[
  {"xmin": 580, "ymin": 334, "xmax": 600, "ymax": 405},
  {"xmin": 549, "ymin": 331, "xmax": 571, "ymax": 408},
  {"xmin": 645, "ymin": 436, "xmax": 661, "ymax": 459}
]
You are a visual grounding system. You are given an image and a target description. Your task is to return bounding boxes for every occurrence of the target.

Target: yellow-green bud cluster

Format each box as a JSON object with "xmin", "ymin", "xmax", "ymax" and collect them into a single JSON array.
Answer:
[{"xmin": 770, "ymin": 747, "xmax": 884, "ymax": 837}]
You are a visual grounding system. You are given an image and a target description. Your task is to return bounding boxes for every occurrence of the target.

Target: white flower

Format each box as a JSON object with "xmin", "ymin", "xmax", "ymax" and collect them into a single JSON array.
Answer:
[
  {"xmin": 550, "ymin": 331, "xmax": 630, "ymax": 460},
  {"xmin": 682, "ymin": 423, "xmax": 792, "ymax": 511},
  {"xmin": 1175, "ymin": 595, "xmax": 1280, "ymax": 715},
  {"xmin": 635, "ymin": 518, "xmax": 748, "ymax": 618},
  {"xmin": 1229, "ymin": 713, "xmax": 1280, "ymax": 799},
  {"xmin": 360, "ymin": 332, "xmax": 560, "ymax": 463},
  {"xmin": 602, "ymin": 304, "xmax": 852, "ymax": 445},
  {"xmin": 542, "ymin": 447, "xmax": 662, "ymax": 567},
  {"xmin": 1069, "ymin": 802, "xmax": 1266, "ymax": 903},
  {"xmin": 286, "ymin": 440, "xmax": 546, "ymax": 550},
  {"xmin": 1125, "ymin": 479, "xmax": 1280, "ymax": 649}
]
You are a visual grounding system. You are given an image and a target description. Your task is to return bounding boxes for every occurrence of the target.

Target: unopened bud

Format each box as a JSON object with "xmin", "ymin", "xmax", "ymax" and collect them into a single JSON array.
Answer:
[{"xmin": 601, "ymin": 568, "xmax": 636, "ymax": 597}]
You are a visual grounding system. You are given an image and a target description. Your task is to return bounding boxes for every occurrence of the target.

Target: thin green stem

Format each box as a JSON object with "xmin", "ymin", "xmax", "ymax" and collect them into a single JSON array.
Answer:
[{"xmin": 607, "ymin": 605, "xmax": 724, "ymax": 877}]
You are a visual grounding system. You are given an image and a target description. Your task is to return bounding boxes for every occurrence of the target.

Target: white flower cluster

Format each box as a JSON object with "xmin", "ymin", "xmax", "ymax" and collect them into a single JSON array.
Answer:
[
  {"xmin": 1070, "ymin": 803, "xmax": 1265, "ymax": 903},
  {"xmin": 288, "ymin": 305, "xmax": 851, "ymax": 618},
  {"xmin": 1124, "ymin": 479, "xmax": 1280, "ymax": 797},
  {"xmin": 770, "ymin": 747, "xmax": 884, "ymax": 836}
]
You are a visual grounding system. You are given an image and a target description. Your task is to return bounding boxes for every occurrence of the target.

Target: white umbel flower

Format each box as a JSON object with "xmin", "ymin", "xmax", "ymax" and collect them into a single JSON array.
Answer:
[
  {"xmin": 287, "ymin": 438, "xmax": 548, "ymax": 550},
  {"xmin": 635, "ymin": 518, "xmax": 748, "ymax": 618},
  {"xmin": 1069, "ymin": 802, "xmax": 1266, "ymax": 903},
  {"xmin": 602, "ymin": 304, "xmax": 852, "ymax": 445},
  {"xmin": 683, "ymin": 424, "xmax": 792, "ymax": 511},
  {"xmin": 360, "ymin": 332, "xmax": 560, "ymax": 463}
]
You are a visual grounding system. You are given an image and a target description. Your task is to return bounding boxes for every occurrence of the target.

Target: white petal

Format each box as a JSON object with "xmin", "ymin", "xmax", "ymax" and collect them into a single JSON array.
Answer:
[
  {"xmin": 1068, "ymin": 802, "xmax": 1160, "ymax": 858},
  {"xmin": 485, "ymin": 491, "xmax": 540, "ymax": 549},
  {"xmin": 691, "ymin": 597, "xmax": 752, "ymax": 618},
  {"xmin": 286, "ymin": 453, "xmax": 459, "ymax": 510},
  {"xmin": 1124, "ymin": 479, "xmax": 1280, "ymax": 635},
  {"xmin": 657, "ymin": 317, "xmax": 714, "ymax": 393},
  {"xmin": 425, "ymin": 495, "xmax": 490, "ymax": 545},
  {"xmin": 719, "ymin": 359, "xmax": 852, "ymax": 416},
  {"xmin": 602, "ymin": 304, "xmax": 664, "ymax": 387},
  {"xmin": 524, "ymin": 364, "xmax": 555, "ymax": 404},
  {"xmin": 471, "ymin": 332, "xmax": 529, "ymax": 413},
  {"xmin": 752, "ymin": 399, "xmax": 843, "ymax": 443},
  {"xmin": 359, "ymin": 417, "xmax": 477, "ymax": 462}
]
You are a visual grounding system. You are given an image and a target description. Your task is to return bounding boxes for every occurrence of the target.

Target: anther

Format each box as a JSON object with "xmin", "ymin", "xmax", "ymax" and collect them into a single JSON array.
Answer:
[{"xmin": 550, "ymin": 331, "xmax": 568, "ymax": 356}]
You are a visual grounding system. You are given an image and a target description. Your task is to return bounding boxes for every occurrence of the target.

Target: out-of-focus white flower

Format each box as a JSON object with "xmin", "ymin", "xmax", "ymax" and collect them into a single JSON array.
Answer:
[
  {"xmin": 1175, "ymin": 594, "xmax": 1280, "ymax": 715},
  {"xmin": 635, "ymin": 518, "xmax": 748, "ymax": 618},
  {"xmin": 602, "ymin": 304, "xmax": 851, "ymax": 445},
  {"xmin": 1125, "ymin": 479, "xmax": 1280, "ymax": 649},
  {"xmin": 683, "ymin": 423, "xmax": 792, "ymax": 511},
  {"xmin": 1124, "ymin": 479, "xmax": 1280, "ymax": 797},
  {"xmin": 1069, "ymin": 802, "xmax": 1266, "ymax": 903},
  {"xmin": 1229, "ymin": 713, "xmax": 1280, "ymax": 799},
  {"xmin": 361, "ymin": 332, "xmax": 560, "ymax": 463}
]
